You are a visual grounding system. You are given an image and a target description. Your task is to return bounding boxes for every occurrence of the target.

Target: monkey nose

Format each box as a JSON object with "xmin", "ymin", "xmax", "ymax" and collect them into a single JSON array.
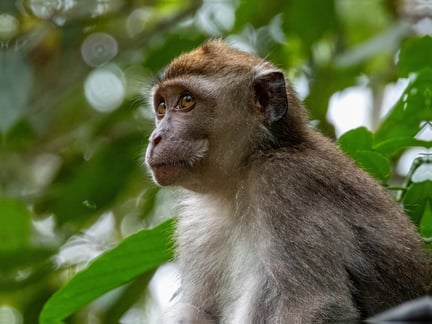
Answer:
[{"xmin": 151, "ymin": 134, "xmax": 162, "ymax": 147}]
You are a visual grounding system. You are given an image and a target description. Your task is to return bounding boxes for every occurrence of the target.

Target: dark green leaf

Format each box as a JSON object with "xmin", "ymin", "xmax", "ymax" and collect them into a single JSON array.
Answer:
[
  {"xmin": 402, "ymin": 181, "xmax": 432, "ymax": 228},
  {"xmin": 420, "ymin": 201, "xmax": 432, "ymax": 240},
  {"xmin": 350, "ymin": 150, "xmax": 391, "ymax": 181},
  {"xmin": 372, "ymin": 137, "xmax": 418, "ymax": 157},
  {"xmin": 337, "ymin": 128, "xmax": 391, "ymax": 181},
  {"xmin": 374, "ymin": 69, "xmax": 432, "ymax": 144},
  {"xmin": 101, "ymin": 271, "xmax": 156, "ymax": 324},
  {"xmin": 337, "ymin": 126, "xmax": 373, "ymax": 156}
]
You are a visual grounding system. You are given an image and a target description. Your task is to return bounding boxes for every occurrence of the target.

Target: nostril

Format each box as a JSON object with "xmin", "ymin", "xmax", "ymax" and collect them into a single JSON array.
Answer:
[{"xmin": 152, "ymin": 135, "xmax": 162, "ymax": 147}]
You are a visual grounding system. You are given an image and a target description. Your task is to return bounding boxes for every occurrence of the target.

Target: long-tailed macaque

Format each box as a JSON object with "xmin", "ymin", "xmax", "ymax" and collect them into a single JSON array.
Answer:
[{"xmin": 145, "ymin": 40, "xmax": 427, "ymax": 323}]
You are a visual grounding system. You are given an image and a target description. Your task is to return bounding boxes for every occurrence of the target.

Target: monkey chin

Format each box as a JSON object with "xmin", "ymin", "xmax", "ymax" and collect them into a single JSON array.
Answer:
[{"xmin": 150, "ymin": 164, "xmax": 190, "ymax": 187}]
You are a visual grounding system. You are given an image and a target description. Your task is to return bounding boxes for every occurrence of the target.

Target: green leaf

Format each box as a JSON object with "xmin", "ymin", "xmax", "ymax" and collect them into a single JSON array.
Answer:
[
  {"xmin": 351, "ymin": 150, "xmax": 391, "ymax": 181},
  {"xmin": 398, "ymin": 36, "xmax": 432, "ymax": 77},
  {"xmin": 372, "ymin": 137, "xmax": 418, "ymax": 157},
  {"xmin": 402, "ymin": 181, "xmax": 432, "ymax": 225},
  {"xmin": 375, "ymin": 69, "xmax": 432, "ymax": 144},
  {"xmin": 337, "ymin": 127, "xmax": 391, "ymax": 181},
  {"xmin": 337, "ymin": 126, "xmax": 373, "ymax": 156},
  {"xmin": 0, "ymin": 198, "xmax": 31, "ymax": 252},
  {"xmin": 100, "ymin": 272, "xmax": 155, "ymax": 324},
  {"xmin": 420, "ymin": 201, "xmax": 432, "ymax": 240},
  {"xmin": 39, "ymin": 218, "xmax": 175, "ymax": 323}
]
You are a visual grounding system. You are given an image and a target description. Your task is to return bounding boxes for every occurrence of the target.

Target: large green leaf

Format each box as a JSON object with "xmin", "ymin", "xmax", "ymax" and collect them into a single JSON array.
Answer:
[
  {"xmin": 373, "ymin": 37, "xmax": 432, "ymax": 149},
  {"xmin": 373, "ymin": 137, "xmax": 420, "ymax": 157},
  {"xmin": 351, "ymin": 150, "xmax": 391, "ymax": 182},
  {"xmin": 39, "ymin": 218, "xmax": 175, "ymax": 323},
  {"xmin": 337, "ymin": 127, "xmax": 391, "ymax": 181},
  {"xmin": 337, "ymin": 126, "xmax": 373, "ymax": 156},
  {"xmin": 374, "ymin": 69, "xmax": 432, "ymax": 145},
  {"xmin": 402, "ymin": 181, "xmax": 432, "ymax": 233},
  {"xmin": 420, "ymin": 201, "xmax": 432, "ymax": 241}
]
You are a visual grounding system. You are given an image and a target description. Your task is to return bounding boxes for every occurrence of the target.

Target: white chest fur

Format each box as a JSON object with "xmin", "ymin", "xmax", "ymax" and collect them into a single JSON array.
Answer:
[{"xmin": 177, "ymin": 193, "xmax": 261, "ymax": 323}]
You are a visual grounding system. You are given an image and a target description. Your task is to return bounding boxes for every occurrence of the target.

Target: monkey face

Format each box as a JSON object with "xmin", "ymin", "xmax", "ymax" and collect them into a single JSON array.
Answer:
[
  {"xmin": 145, "ymin": 41, "xmax": 292, "ymax": 192},
  {"xmin": 145, "ymin": 75, "xmax": 258, "ymax": 191},
  {"xmin": 145, "ymin": 81, "xmax": 212, "ymax": 188}
]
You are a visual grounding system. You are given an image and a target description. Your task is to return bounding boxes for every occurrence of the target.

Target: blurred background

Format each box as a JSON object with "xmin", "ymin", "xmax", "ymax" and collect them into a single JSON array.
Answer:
[{"xmin": 0, "ymin": 0, "xmax": 431, "ymax": 323}]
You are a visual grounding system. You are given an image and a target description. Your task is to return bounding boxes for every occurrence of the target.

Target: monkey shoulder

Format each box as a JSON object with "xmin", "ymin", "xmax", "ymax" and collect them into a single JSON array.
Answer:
[
  {"xmin": 250, "ymin": 135, "xmax": 394, "ymax": 210},
  {"xmin": 246, "ymin": 134, "xmax": 414, "ymax": 242}
]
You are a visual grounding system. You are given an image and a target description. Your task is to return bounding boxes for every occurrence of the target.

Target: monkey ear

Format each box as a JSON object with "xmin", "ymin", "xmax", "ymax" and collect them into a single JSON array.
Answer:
[{"xmin": 253, "ymin": 69, "xmax": 288, "ymax": 124}]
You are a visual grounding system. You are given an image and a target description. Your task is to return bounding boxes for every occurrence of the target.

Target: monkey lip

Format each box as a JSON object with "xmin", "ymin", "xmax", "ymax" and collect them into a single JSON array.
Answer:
[{"xmin": 149, "ymin": 160, "xmax": 190, "ymax": 169}]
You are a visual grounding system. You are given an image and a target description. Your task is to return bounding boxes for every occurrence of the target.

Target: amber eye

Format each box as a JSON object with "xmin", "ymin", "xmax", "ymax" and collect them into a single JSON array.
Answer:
[
  {"xmin": 156, "ymin": 101, "xmax": 166, "ymax": 117},
  {"xmin": 178, "ymin": 93, "xmax": 195, "ymax": 111}
]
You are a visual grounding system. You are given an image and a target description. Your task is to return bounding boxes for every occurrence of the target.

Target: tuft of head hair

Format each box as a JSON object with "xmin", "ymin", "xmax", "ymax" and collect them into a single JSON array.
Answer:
[{"xmin": 160, "ymin": 40, "xmax": 273, "ymax": 81}]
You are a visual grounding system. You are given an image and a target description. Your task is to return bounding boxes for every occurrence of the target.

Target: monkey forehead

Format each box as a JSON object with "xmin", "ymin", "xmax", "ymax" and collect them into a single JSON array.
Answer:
[
  {"xmin": 151, "ymin": 75, "xmax": 235, "ymax": 99},
  {"xmin": 159, "ymin": 40, "xmax": 273, "ymax": 82}
]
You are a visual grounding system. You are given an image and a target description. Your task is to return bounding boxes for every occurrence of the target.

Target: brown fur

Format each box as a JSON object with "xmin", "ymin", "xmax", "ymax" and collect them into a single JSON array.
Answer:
[{"xmin": 146, "ymin": 40, "xmax": 427, "ymax": 323}]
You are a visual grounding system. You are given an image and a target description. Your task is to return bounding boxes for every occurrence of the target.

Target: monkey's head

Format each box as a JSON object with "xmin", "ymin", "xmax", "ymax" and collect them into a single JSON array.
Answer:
[{"xmin": 145, "ymin": 40, "xmax": 308, "ymax": 191}]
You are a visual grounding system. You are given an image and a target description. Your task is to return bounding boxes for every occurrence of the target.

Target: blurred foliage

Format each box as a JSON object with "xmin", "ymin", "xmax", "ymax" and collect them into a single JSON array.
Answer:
[
  {"xmin": 0, "ymin": 0, "xmax": 431, "ymax": 322},
  {"xmin": 40, "ymin": 219, "xmax": 175, "ymax": 323}
]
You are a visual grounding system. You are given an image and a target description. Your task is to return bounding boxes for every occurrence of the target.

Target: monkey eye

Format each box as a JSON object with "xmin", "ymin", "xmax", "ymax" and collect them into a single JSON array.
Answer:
[
  {"xmin": 156, "ymin": 100, "xmax": 166, "ymax": 118},
  {"xmin": 177, "ymin": 93, "xmax": 195, "ymax": 111}
]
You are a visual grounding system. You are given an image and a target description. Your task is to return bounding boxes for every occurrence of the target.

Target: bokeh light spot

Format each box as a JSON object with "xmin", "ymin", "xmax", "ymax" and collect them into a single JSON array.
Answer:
[
  {"xmin": 0, "ymin": 14, "xmax": 19, "ymax": 41},
  {"xmin": 81, "ymin": 32, "xmax": 118, "ymax": 67},
  {"xmin": 84, "ymin": 65, "xmax": 125, "ymax": 113}
]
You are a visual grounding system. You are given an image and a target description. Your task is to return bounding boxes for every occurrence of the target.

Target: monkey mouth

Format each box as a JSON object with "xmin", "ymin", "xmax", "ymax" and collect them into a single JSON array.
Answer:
[{"xmin": 148, "ymin": 159, "xmax": 191, "ymax": 169}]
